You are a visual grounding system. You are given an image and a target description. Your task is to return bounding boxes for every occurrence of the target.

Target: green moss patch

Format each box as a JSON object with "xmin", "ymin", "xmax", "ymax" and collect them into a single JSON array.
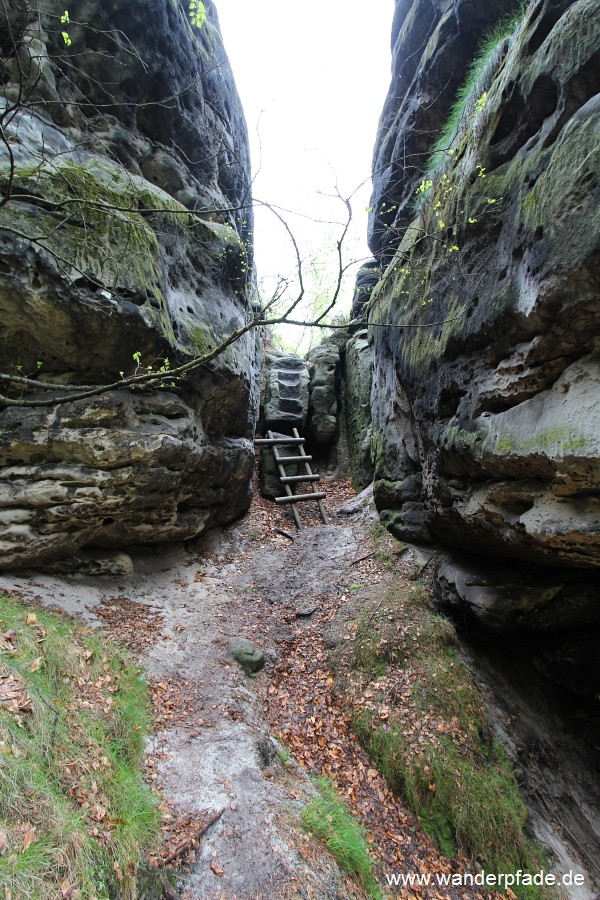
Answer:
[
  {"xmin": 333, "ymin": 561, "xmax": 549, "ymax": 896},
  {"xmin": 419, "ymin": 0, "xmax": 529, "ymax": 195},
  {"xmin": 301, "ymin": 776, "xmax": 382, "ymax": 899},
  {"xmin": 0, "ymin": 159, "xmax": 171, "ymax": 302}
]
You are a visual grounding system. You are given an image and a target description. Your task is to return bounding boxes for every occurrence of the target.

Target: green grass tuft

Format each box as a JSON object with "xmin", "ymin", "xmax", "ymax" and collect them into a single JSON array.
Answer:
[
  {"xmin": 301, "ymin": 776, "xmax": 382, "ymax": 898},
  {"xmin": 347, "ymin": 577, "xmax": 550, "ymax": 897},
  {"xmin": 0, "ymin": 592, "xmax": 159, "ymax": 899},
  {"xmin": 415, "ymin": 0, "xmax": 529, "ymax": 210}
]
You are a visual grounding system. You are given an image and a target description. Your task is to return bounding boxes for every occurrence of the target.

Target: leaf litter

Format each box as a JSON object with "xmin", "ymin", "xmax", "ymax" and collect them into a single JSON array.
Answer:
[{"xmin": 0, "ymin": 445, "xmax": 509, "ymax": 897}]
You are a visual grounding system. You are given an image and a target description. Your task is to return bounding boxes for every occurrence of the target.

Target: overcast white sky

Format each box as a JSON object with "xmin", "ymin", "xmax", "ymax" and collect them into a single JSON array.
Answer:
[{"xmin": 213, "ymin": 1, "xmax": 394, "ymax": 346}]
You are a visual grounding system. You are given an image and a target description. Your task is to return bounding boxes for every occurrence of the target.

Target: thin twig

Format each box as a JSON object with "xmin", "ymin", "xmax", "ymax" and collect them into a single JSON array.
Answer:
[
  {"xmin": 160, "ymin": 808, "xmax": 225, "ymax": 867},
  {"xmin": 350, "ymin": 551, "xmax": 375, "ymax": 566},
  {"xmin": 40, "ymin": 696, "xmax": 60, "ymax": 758}
]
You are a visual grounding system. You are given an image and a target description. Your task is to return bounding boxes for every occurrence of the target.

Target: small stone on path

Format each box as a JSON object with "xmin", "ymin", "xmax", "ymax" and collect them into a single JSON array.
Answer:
[
  {"xmin": 228, "ymin": 637, "xmax": 265, "ymax": 674},
  {"xmin": 295, "ymin": 603, "xmax": 319, "ymax": 618}
]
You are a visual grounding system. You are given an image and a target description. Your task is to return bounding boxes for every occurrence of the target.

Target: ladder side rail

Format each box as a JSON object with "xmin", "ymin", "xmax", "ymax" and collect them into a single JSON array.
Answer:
[
  {"xmin": 269, "ymin": 430, "xmax": 302, "ymax": 529},
  {"xmin": 292, "ymin": 428, "xmax": 329, "ymax": 524}
]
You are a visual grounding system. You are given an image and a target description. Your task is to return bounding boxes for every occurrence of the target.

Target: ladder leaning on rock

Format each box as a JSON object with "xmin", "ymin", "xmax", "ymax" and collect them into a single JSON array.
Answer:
[{"xmin": 254, "ymin": 428, "xmax": 329, "ymax": 528}]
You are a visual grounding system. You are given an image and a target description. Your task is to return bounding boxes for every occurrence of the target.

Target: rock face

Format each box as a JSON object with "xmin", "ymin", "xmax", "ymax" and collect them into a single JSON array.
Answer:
[
  {"xmin": 261, "ymin": 351, "xmax": 309, "ymax": 434},
  {"xmin": 435, "ymin": 554, "xmax": 599, "ymax": 633},
  {"xmin": 368, "ymin": 0, "xmax": 600, "ymax": 623},
  {"xmin": 305, "ymin": 341, "xmax": 342, "ymax": 451},
  {"xmin": 345, "ymin": 330, "xmax": 374, "ymax": 490},
  {"xmin": 350, "ymin": 260, "xmax": 380, "ymax": 323},
  {"xmin": 369, "ymin": 0, "xmax": 519, "ymax": 260},
  {"xmin": 0, "ymin": 1, "xmax": 260, "ymax": 569}
]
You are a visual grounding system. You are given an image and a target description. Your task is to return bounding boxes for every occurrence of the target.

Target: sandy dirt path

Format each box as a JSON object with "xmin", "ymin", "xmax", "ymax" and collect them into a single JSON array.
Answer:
[
  {"xmin": 1, "ymin": 477, "xmax": 596, "ymax": 900},
  {"xmin": 0, "ymin": 489, "xmax": 372, "ymax": 899}
]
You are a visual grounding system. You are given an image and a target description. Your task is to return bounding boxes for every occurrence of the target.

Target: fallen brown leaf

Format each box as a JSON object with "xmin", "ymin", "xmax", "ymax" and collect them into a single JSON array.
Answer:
[
  {"xmin": 210, "ymin": 861, "xmax": 225, "ymax": 877},
  {"xmin": 22, "ymin": 828, "xmax": 36, "ymax": 853}
]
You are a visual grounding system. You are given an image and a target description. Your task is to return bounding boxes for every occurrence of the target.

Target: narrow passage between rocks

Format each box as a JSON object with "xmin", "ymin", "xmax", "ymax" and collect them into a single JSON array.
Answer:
[{"xmin": 0, "ymin": 461, "xmax": 593, "ymax": 899}]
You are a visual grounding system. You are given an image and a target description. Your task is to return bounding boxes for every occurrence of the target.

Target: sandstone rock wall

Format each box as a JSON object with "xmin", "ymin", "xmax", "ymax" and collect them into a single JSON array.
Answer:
[
  {"xmin": 369, "ymin": 0, "xmax": 519, "ymax": 260},
  {"xmin": 261, "ymin": 351, "xmax": 310, "ymax": 435},
  {"xmin": 0, "ymin": 0, "xmax": 260, "ymax": 569},
  {"xmin": 305, "ymin": 340, "xmax": 342, "ymax": 452},
  {"xmin": 345, "ymin": 330, "xmax": 374, "ymax": 490},
  {"xmin": 367, "ymin": 0, "xmax": 600, "ymax": 624},
  {"xmin": 257, "ymin": 341, "xmax": 345, "ymax": 498}
]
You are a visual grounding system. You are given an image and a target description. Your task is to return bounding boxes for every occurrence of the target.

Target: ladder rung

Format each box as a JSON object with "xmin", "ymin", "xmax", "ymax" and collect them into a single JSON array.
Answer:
[
  {"xmin": 255, "ymin": 437, "xmax": 304, "ymax": 446},
  {"xmin": 276, "ymin": 454, "xmax": 313, "ymax": 463},
  {"xmin": 275, "ymin": 492, "xmax": 326, "ymax": 504},
  {"xmin": 280, "ymin": 474, "xmax": 320, "ymax": 484}
]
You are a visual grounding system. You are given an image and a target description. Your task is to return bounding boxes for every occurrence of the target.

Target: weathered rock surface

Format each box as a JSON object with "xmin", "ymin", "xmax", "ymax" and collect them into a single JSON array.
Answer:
[
  {"xmin": 350, "ymin": 259, "xmax": 380, "ymax": 323},
  {"xmin": 345, "ymin": 330, "xmax": 374, "ymax": 490},
  {"xmin": 0, "ymin": 1, "xmax": 260, "ymax": 569},
  {"xmin": 435, "ymin": 554, "xmax": 600, "ymax": 633},
  {"xmin": 305, "ymin": 340, "xmax": 342, "ymax": 451},
  {"xmin": 261, "ymin": 351, "xmax": 309, "ymax": 434},
  {"xmin": 369, "ymin": 0, "xmax": 519, "ymax": 259},
  {"xmin": 0, "ymin": 392, "xmax": 254, "ymax": 568},
  {"xmin": 369, "ymin": 0, "xmax": 600, "ymax": 624}
]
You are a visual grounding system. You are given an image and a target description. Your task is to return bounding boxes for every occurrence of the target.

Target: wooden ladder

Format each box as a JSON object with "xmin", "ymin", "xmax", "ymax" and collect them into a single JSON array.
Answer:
[{"xmin": 255, "ymin": 428, "xmax": 329, "ymax": 529}]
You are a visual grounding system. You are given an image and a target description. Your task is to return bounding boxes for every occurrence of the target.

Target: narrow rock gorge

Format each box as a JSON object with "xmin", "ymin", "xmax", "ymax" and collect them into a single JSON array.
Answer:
[{"xmin": 1, "ymin": 0, "xmax": 599, "ymax": 897}]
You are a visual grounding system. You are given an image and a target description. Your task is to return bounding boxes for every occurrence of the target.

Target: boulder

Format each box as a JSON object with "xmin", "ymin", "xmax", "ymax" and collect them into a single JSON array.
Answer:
[
  {"xmin": 334, "ymin": 484, "xmax": 375, "ymax": 519},
  {"xmin": 229, "ymin": 637, "xmax": 265, "ymax": 675}
]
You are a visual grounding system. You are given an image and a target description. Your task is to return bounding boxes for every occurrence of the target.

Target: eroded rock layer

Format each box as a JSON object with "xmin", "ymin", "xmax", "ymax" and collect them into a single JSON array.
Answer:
[
  {"xmin": 0, "ymin": 0, "xmax": 260, "ymax": 569},
  {"xmin": 305, "ymin": 340, "xmax": 342, "ymax": 451},
  {"xmin": 261, "ymin": 351, "xmax": 309, "ymax": 435},
  {"xmin": 368, "ymin": 0, "xmax": 600, "ymax": 623}
]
